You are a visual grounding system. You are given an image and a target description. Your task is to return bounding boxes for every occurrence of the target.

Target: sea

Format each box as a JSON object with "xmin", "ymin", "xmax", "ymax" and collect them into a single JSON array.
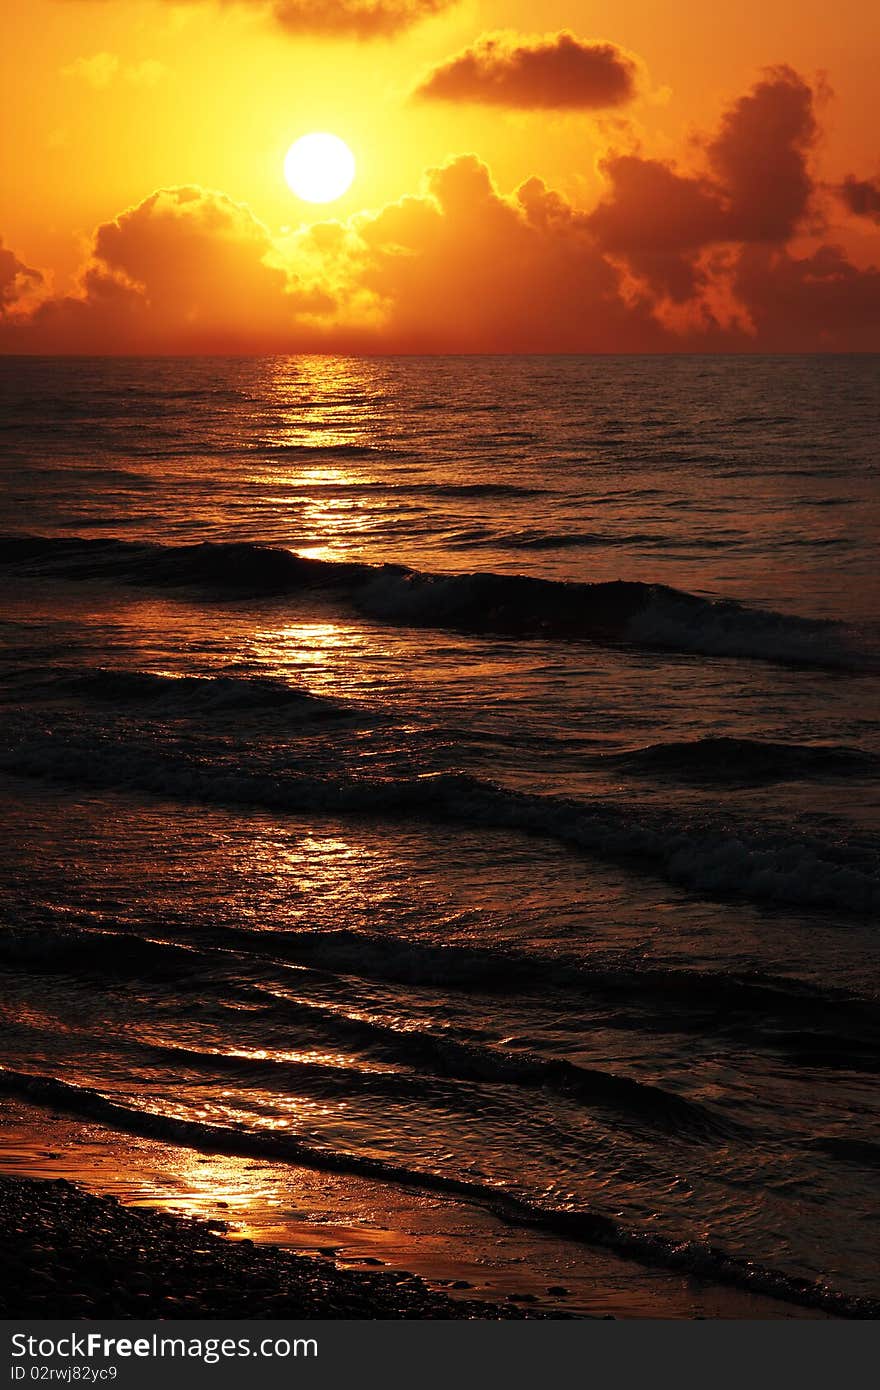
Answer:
[{"xmin": 0, "ymin": 354, "xmax": 878, "ymax": 1317}]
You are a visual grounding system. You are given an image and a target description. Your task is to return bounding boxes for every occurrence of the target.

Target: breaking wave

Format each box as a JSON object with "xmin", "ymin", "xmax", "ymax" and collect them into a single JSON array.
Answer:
[
  {"xmin": 1, "ymin": 535, "xmax": 871, "ymax": 671},
  {"xmin": 2, "ymin": 736, "xmax": 877, "ymax": 914},
  {"xmin": 609, "ymin": 736, "xmax": 877, "ymax": 784},
  {"xmin": 47, "ymin": 668, "xmax": 357, "ymax": 719},
  {"xmin": 0, "ymin": 1065, "xmax": 875, "ymax": 1317},
  {"xmin": 2, "ymin": 922, "xmax": 876, "ymax": 1046}
]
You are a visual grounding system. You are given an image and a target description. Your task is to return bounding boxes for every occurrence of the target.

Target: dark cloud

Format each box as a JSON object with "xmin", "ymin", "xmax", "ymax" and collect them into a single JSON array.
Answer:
[
  {"xmin": 588, "ymin": 68, "xmax": 820, "ymax": 300},
  {"xmin": 0, "ymin": 240, "xmax": 43, "ymax": 313},
  {"xmin": 733, "ymin": 244, "xmax": 880, "ymax": 351},
  {"xmin": 414, "ymin": 31, "xmax": 638, "ymax": 109},
  {"xmin": 836, "ymin": 174, "xmax": 880, "ymax": 223},
  {"xmin": 587, "ymin": 156, "xmax": 726, "ymax": 301},
  {"xmin": 707, "ymin": 65, "xmax": 818, "ymax": 241}
]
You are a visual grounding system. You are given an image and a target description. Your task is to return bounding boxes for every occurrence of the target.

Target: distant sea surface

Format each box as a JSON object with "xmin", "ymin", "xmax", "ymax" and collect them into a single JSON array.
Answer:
[{"xmin": 1, "ymin": 355, "xmax": 878, "ymax": 1315}]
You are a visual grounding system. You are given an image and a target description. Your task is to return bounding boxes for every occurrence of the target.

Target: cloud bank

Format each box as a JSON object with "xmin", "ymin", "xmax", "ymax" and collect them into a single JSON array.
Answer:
[
  {"xmin": 6, "ymin": 188, "xmax": 327, "ymax": 353},
  {"xmin": 414, "ymin": 31, "xmax": 639, "ymax": 109},
  {"xmin": 3, "ymin": 70, "xmax": 880, "ymax": 353}
]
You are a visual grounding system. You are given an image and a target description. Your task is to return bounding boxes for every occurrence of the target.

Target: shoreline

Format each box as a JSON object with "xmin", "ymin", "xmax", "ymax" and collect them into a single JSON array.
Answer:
[
  {"xmin": 0, "ymin": 1174, "xmax": 546, "ymax": 1320},
  {"xmin": 0, "ymin": 1099, "xmax": 831, "ymax": 1320}
]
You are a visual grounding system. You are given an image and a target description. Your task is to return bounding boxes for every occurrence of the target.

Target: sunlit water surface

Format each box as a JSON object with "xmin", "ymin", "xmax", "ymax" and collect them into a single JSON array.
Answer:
[{"xmin": 0, "ymin": 356, "xmax": 878, "ymax": 1314}]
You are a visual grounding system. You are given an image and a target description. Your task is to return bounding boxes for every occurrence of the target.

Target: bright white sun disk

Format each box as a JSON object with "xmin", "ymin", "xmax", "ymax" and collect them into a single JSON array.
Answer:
[{"xmin": 284, "ymin": 133, "xmax": 355, "ymax": 204}]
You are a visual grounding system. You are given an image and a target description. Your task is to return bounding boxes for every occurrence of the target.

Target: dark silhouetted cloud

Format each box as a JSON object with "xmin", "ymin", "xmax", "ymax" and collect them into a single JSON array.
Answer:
[
  {"xmin": 414, "ymin": 31, "xmax": 639, "ymax": 109},
  {"xmin": 707, "ymin": 65, "xmax": 817, "ymax": 241},
  {"xmin": 587, "ymin": 156, "xmax": 726, "ymax": 301},
  {"xmin": 836, "ymin": 174, "xmax": 880, "ymax": 222},
  {"xmin": 733, "ymin": 243, "xmax": 880, "ymax": 350},
  {"xmin": 588, "ymin": 68, "xmax": 821, "ymax": 299}
]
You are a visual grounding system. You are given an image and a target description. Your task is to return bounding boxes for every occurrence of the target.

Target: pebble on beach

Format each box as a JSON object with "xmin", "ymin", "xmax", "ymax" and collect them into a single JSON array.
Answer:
[{"xmin": 0, "ymin": 1175, "xmax": 551, "ymax": 1320}]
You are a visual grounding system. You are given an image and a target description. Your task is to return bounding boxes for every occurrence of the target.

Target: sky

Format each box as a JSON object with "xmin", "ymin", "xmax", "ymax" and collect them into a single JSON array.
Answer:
[{"xmin": 1, "ymin": 0, "xmax": 879, "ymax": 351}]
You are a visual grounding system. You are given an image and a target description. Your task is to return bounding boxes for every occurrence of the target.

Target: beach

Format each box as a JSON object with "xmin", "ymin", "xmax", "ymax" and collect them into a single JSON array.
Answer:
[
  {"xmin": 1, "ymin": 354, "xmax": 878, "ymax": 1321},
  {"xmin": 0, "ymin": 1174, "xmax": 546, "ymax": 1320},
  {"xmin": 0, "ymin": 1097, "xmax": 860, "ymax": 1319}
]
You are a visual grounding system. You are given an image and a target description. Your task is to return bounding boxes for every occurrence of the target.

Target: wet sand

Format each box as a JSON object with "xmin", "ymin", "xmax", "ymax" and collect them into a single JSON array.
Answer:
[
  {"xmin": 0, "ymin": 1174, "xmax": 549, "ymax": 1320},
  {"xmin": 0, "ymin": 1099, "xmax": 825, "ymax": 1319}
]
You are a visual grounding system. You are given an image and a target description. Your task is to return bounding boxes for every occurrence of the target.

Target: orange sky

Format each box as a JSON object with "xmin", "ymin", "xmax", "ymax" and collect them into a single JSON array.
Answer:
[{"xmin": 1, "ymin": 0, "xmax": 879, "ymax": 351}]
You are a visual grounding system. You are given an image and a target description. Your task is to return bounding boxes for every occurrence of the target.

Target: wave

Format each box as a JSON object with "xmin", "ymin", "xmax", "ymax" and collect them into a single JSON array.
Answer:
[
  {"xmin": 411, "ymin": 483, "xmax": 548, "ymax": 499},
  {"xmin": 49, "ymin": 667, "xmax": 357, "ymax": 719},
  {"xmin": 466, "ymin": 529, "xmax": 736, "ymax": 553},
  {"xmin": 2, "ymin": 733, "xmax": 877, "ymax": 914},
  {"xmin": 218, "ymin": 924, "xmax": 879, "ymax": 1029},
  {"xmin": 247, "ymin": 442, "xmax": 420, "ymax": 461},
  {"xmin": 128, "ymin": 1031, "xmax": 730, "ymax": 1141},
  {"xmin": 276, "ymin": 481, "xmax": 549, "ymax": 500},
  {"xmin": 3, "ymin": 923, "xmax": 877, "ymax": 1058},
  {"xmin": 1, "ymin": 535, "xmax": 871, "ymax": 671},
  {"xmin": 14, "ymin": 466, "xmax": 156, "ymax": 488},
  {"xmin": 610, "ymin": 737, "xmax": 878, "ymax": 784},
  {"xmin": 808, "ymin": 1136, "xmax": 880, "ymax": 1168},
  {"xmin": 769, "ymin": 1029, "xmax": 880, "ymax": 1071},
  {"xmin": 0, "ymin": 926, "xmax": 221, "ymax": 985},
  {"xmin": 0, "ymin": 1065, "xmax": 875, "ymax": 1317}
]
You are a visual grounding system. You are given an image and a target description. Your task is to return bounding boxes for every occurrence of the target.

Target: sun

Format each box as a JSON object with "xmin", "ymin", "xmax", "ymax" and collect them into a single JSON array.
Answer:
[{"xmin": 284, "ymin": 133, "xmax": 356, "ymax": 204}]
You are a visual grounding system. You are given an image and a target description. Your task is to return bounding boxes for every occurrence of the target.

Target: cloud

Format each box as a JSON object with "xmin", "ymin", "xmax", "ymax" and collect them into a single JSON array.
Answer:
[
  {"xmin": 271, "ymin": 0, "xmax": 453, "ymax": 35},
  {"xmin": 345, "ymin": 156, "xmax": 664, "ymax": 349},
  {"xmin": 0, "ymin": 163, "xmax": 665, "ymax": 354},
  {"xmin": 836, "ymin": 174, "xmax": 880, "ymax": 223},
  {"xmin": 706, "ymin": 65, "xmax": 818, "ymax": 241},
  {"xmin": 0, "ymin": 241, "xmax": 43, "ymax": 314},
  {"xmin": 733, "ymin": 244, "xmax": 880, "ymax": 350},
  {"xmin": 587, "ymin": 157, "xmax": 726, "ymax": 301},
  {"xmin": 2, "ymin": 69, "xmax": 879, "ymax": 353},
  {"xmin": 588, "ymin": 67, "xmax": 821, "ymax": 300},
  {"xmin": 62, "ymin": 53, "xmax": 120, "ymax": 88},
  {"xmin": 4, "ymin": 188, "xmax": 323, "ymax": 352},
  {"xmin": 414, "ymin": 31, "xmax": 639, "ymax": 109},
  {"xmin": 54, "ymin": 0, "xmax": 456, "ymax": 39},
  {"xmin": 61, "ymin": 52, "xmax": 170, "ymax": 88},
  {"xmin": 92, "ymin": 188, "xmax": 288, "ymax": 314},
  {"xmin": 125, "ymin": 60, "xmax": 171, "ymax": 86}
]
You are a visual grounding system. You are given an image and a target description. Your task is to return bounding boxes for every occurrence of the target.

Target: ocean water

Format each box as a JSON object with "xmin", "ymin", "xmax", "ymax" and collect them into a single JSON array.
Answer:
[{"xmin": 0, "ymin": 354, "xmax": 878, "ymax": 1316}]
